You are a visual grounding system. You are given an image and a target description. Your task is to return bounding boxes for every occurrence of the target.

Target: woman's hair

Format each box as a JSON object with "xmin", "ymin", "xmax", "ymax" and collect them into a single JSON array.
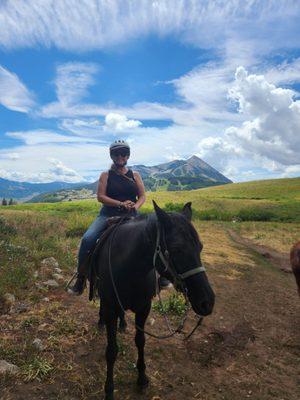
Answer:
[{"xmin": 110, "ymin": 163, "xmax": 118, "ymax": 172}]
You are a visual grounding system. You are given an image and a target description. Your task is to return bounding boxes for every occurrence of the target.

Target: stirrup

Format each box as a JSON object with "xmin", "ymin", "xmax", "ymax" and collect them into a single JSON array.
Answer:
[{"xmin": 67, "ymin": 274, "xmax": 86, "ymax": 296}]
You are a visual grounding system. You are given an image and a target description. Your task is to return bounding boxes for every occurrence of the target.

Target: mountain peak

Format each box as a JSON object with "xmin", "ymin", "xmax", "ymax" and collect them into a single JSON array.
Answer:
[{"xmin": 187, "ymin": 155, "xmax": 201, "ymax": 161}]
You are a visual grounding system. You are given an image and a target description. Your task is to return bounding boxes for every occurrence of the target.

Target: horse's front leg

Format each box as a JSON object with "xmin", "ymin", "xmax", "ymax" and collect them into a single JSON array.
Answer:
[
  {"xmin": 135, "ymin": 302, "xmax": 151, "ymax": 388},
  {"xmin": 104, "ymin": 312, "xmax": 118, "ymax": 400},
  {"xmin": 98, "ymin": 301, "xmax": 105, "ymax": 332},
  {"xmin": 118, "ymin": 310, "xmax": 127, "ymax": 333}
]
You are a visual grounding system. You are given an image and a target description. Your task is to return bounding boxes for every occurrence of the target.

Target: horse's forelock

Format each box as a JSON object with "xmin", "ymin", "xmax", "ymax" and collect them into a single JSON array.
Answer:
[{"xmin": 165, "ymin": 212, "xmax": 201, "ymax": 252}]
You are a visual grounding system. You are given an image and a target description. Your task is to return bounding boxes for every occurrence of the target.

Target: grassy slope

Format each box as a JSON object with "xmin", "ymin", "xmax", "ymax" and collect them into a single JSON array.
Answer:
[{"xmin": 2, "ymin": 177, "xmax": 299, "ymax": 222}]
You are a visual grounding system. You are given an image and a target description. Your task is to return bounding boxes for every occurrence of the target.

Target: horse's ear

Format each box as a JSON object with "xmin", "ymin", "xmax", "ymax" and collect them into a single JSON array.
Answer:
[
  {"xmin": 153, "ymin": 200, "xmax": 172, "ymax": 229},
  {"xmin": 182, "ymin": 202, "xmax": 192, "ymax": 221}
]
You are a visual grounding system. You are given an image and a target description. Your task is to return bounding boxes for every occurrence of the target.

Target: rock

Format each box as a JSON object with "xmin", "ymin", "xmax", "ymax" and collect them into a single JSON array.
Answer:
[
  {"xmin": 32, "ymin": 338, "xmax": 44, "ymax": 351},
  {"xmin": 52, "ymin": 273, "xmax": 64, "ymax": 282},
  {"xmin": 40, "ymin": 257, "xmax": 59, "ymax": 279},
  {"xmin": 33, "ymin": 270, "xmax": 39, "ymax": 278},
  {"xmin": 43, "ymin": 280, "xmax": 59, "ymax": 288},
  {"xmin": 0, "ymin": 360, "xmax": 20, "ymax": 375},
  {"xmin": 3, "ymin": 293, "xmax": 15, "ymax": 305},
  {"xmin": 41, "ymin": 257, "xmax": 59, "ymax": 269},
  {"xmin": 42, "ymin": 297, "xmax": 50, "ymax": 302},
  {"xmin": 11, "ymin": 302, "xmax": 29, "ymax": 314},
  {"xmin": 54, "ymin": 267, "xmax": 62, "ymax": 274},
  {"xmin": 35, "ymin": 282, "xmax": 44, "ymax": 290}
]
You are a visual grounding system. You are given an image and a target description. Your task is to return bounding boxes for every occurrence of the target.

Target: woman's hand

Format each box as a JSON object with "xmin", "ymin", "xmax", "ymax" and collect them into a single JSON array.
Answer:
[{"xmin": 121, "ymin": 200, "xmax": 136, "ymax": 210}]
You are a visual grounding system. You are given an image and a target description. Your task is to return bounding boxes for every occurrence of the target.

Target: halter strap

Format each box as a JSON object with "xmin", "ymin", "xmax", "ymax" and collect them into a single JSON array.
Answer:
[
  {"xmin": 153, "ymin": 222, "xmax": 206, "ymax": 281},
  {"xmin": 178, "ymin": 266, "xmax": 206, "ymax": 279}
]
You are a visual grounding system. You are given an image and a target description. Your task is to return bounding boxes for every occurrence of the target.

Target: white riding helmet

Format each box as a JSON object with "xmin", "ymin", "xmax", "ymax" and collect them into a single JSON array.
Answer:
[{"xmin": 109, "ymin": 140, "xmax": 130, "ymax": 156}]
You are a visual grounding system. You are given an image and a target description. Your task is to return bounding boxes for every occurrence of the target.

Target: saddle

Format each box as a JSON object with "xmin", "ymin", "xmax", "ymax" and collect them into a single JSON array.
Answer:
[{"xmin": 87, "ymin": 215, "xmax": 135, "ymax": 301}]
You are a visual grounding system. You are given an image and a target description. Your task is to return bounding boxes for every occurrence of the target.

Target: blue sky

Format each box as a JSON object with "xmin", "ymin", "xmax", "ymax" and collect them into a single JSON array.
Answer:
[{"xmin": 0, "ymin": 0, "xmax": 300, "ymax": 183}]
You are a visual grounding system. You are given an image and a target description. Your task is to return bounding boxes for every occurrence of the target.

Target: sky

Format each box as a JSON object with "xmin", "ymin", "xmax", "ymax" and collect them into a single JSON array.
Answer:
[{"xmin": 0, "ymin": 0, "xmax": 300, "ymax": 183}]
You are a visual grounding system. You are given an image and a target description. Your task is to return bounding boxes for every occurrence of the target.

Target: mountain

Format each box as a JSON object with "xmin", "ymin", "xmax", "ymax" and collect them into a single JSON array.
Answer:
[
  {"xmin": 134, "ymin": 155, "xmax": 231, "ymax": 190},
  {"xmin": 27, "ymin": 156, "xmax": 232, "ymax": 203},
  {"xmin": 0, "ymin": 178, "xmax": 86, "ymax": 202}
]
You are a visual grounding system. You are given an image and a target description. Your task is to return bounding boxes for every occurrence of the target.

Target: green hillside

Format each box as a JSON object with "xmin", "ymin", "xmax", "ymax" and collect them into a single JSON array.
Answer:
[{"xmin": 1, "ymin": 177, "xmax": 299, "ymax": 223}]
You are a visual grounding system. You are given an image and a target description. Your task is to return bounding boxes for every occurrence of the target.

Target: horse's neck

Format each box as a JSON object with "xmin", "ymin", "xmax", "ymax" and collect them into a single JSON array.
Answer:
[{"xmin": 130, "ymin": 215, "xmax": 157, "ymax": 268}]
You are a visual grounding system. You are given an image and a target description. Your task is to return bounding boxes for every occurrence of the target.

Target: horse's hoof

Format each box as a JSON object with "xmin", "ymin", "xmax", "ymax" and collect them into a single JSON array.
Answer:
[{"xmin": 137, "ymin": 374, "xmax": 149, "ymax": 388}]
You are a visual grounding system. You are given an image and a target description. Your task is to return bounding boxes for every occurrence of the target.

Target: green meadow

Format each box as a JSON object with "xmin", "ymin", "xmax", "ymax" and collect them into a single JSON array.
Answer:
[{"xmin": 3, "ymin": 176, "xmax": 300, "ymax": 222}]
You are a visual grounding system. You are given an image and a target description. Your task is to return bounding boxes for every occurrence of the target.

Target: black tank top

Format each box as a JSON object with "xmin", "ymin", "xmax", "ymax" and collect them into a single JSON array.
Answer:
[{"xmin": 100, "ymin": 169, "xmax": 139, "ymax": 217}]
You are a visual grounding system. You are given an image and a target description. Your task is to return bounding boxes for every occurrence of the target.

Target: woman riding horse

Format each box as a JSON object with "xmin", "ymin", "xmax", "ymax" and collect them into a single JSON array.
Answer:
[{"xmin": 69, "ymin": 140, "xmax": 146, "ymax": 295}]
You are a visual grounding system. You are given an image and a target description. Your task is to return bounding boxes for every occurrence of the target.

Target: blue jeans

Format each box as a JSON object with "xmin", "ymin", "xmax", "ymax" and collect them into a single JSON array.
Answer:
[
  {"xmin": 77, "ymin": 213, "xmax": 108, "ymax": 272},
  {"xmin": 77, "ymin": 207, "xmax": 137, "ymax": 273}
]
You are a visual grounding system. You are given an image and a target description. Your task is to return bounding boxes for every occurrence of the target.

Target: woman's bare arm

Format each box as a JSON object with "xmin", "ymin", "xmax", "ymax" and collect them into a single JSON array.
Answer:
[{"xmin": 133, "ymin": 171, "xmax": 146, "ymax": 210}]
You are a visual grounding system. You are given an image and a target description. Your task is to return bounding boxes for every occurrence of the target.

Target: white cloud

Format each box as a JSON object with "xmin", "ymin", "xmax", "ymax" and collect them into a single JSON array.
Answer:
[
  {"xmin": 196, "ymin": 136, "xmax": 242, "ymax": 173},
  {"xmin": 265, "ymin": 58, "xmax": 300, "ymax": 86},
  {"xmin": 104, "ymin": 113, "xmax": 142, "ymax": 131},
  {"xmin": 0, "ymin": 152, "xmax": 20, "ymax": 160},
  {"xmin": 55, "ymin": 62, "xmax": 98, "ymax": 105},
  {"xmin": 6, "ymin": 130, "xmax": 100, "ymax": 145},
  {"xmin": 0, "ymin": 167, "xmax": 84, "ymax": 183},
  {"xmin": 47, "ymin": 158, "xmax": 84, "ymax": 182},
  {"xmin": 0, "ymin": 1, "xmax": 299, "ymax": 52},
  {"xmin": 227, "ymin": 67, "xmax": 300, "ymax": 166},
  {"xmin": 280, "ymin": 164, "xmax": 300, "ymax": 177},
  {"xmin": 0, "ymin": 65, "xmax": 35, "ymax": 112},
  {"xmin": 0, "ymin": 141, "xmax": 109, "ymax": 183}
]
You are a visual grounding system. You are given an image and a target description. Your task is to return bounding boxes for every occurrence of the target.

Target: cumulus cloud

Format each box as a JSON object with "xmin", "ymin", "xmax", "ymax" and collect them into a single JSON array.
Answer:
[
  {"xmin": 227, "ymin": 66, "xmax": 300, "ymax": 166},
  {"xmin": 197, "ymin": 136, "xmax": 241, "ymax": 173},
  {"xmin": 47, "ymin": 158, "xmax": 84, "ymax": 182},
  {"xmin": 104, "ymin": 113, "xmax": 142, "ymax": 131},
  {"xmin": 0, "ymin": 65, "xmax": 35, "ymax": 112}
]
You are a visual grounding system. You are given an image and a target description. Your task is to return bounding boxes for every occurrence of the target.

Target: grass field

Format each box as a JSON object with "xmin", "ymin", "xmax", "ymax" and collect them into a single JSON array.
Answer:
[
  {"xmin": 0, "ymin": 177, "xmax": 299, "ymax": 400},
  {"xmin": 3, "ymin": 177, "xmax": 300, "ymax": 223}
]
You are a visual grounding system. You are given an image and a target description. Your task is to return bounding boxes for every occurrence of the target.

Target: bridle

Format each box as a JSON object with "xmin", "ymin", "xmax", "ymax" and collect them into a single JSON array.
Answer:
[{"xmin": 153, "ymin": 221, "xmax": 206, "ymax": 294}]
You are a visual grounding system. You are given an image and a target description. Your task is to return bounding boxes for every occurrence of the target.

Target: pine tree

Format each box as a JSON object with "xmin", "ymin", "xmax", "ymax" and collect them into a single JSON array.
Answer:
[
  {"xmin": 8, "ymin": 198, "xmax": 13, "ymax": 205},
  {"xmin": 2, "ymin": 198, "xmax": 7, "ymax": 206}
]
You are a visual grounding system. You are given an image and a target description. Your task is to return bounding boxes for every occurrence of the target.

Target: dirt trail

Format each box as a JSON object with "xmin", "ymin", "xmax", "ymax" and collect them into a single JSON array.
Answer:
[
  {"xmin": 1, "ymin": 227, "xmax": 299, "ymax": 400},
  {"xmin": 227, "ymin": 229, "xmax": 292, "ymax": 273}
]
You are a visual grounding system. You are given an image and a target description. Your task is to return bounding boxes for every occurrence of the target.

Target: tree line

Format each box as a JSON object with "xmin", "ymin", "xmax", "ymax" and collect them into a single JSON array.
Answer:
[{"xmin": 1, "ymin": 198, "xmax": 17, "ymax": 206}]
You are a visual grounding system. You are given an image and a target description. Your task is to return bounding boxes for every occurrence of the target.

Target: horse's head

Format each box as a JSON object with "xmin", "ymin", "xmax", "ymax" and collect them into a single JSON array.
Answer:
[{"xmin": 153, "ymin": 201, "xmax": 215, "ymax": 317}]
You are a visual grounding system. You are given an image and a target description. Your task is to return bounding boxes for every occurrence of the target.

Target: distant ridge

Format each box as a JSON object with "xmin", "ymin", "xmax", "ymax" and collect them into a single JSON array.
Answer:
[
  {"xmin": 0, "ymin": 178, "xmax": 86, "ymax": 202},
  {"xmin": 26, "ymin": 155, "xmax": 232, "ymax": 203}
]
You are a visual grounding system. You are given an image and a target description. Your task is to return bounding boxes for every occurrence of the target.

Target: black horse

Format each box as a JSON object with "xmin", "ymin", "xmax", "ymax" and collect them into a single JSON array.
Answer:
[{"xmin": 95, "ymin": 201, "xmax": 215, "ymax": 400}]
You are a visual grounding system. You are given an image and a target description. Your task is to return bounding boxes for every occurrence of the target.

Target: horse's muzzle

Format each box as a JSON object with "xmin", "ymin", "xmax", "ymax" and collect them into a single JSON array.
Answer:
[{"xmin": 189, "ymin": 288, "xmax": 215, "ymax": 316}]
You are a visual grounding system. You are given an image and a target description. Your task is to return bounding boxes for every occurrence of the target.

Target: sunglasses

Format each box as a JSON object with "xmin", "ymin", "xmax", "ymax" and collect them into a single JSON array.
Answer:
[{"xmin": 111, "ymin": 150, "xmax": 130, "ymax": 157}]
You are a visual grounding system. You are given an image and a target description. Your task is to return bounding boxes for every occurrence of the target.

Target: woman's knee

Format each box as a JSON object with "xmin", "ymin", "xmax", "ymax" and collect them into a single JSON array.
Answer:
[{"xmin": 81, "ymin": 233, "xmax": 97, "ymax": 249}]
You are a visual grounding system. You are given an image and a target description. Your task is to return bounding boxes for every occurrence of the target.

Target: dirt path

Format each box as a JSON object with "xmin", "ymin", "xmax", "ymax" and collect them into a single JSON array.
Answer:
[{"xmin": 227, "ymin": 228, "xmax": 292, "ymax": 273}]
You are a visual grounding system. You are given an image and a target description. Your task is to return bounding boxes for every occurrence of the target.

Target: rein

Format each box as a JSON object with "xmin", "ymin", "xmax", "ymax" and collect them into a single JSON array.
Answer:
[{"xmin": 107, "ymin": 212, "xmax": 205, "ymax": 340}]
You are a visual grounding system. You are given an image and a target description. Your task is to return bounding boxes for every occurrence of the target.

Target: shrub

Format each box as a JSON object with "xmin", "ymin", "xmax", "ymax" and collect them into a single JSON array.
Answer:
[
  {"xmin": 237, "ymin": 208, "xmax": 275, "ymax": 221},
  {"xmin": 163, "ymin": 202, "xmax": 186, "ymax": 212},
  {"xmin": 0, "ymin": 217, "xmax": 17, "ymax": 237},
  {"xmin": 152, "ymin": 292, "xmax": 187, "ymax": 316}
]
